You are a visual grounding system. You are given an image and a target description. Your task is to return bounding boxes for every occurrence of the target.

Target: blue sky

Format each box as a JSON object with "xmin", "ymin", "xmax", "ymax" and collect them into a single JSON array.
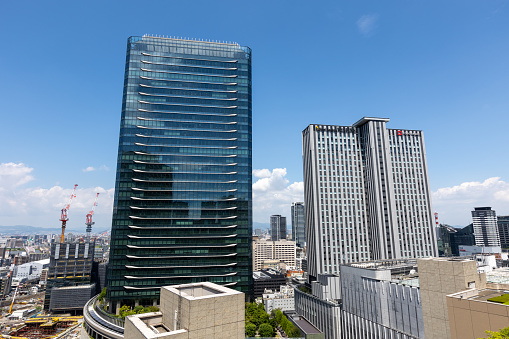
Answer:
[{"xmin": 1, "ymin": 0, "xmax": 508, "ymax": 229}]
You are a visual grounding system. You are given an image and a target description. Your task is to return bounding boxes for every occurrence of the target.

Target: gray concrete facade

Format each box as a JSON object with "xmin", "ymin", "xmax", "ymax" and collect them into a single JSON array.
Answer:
[
  {"xmin": 302, "ymin": 117, "xmax": 438, "ymax": 280},
  {"xmin": 340, "ymin": 263, "xmax": 424, "ymax": 339}
]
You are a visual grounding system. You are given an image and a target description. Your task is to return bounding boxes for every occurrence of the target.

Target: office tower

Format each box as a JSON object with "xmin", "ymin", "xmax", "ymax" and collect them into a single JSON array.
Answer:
[
  {"xmin": 107, "ymin": 36, "xmax": 252, "ymax": 310},
  {"xmin": 498, "ymin": 215, "xmax": 509, "ymax": 248},
  {"xmin": 472, "ymin": 207, "xmax": 500, "ymax": 247},
  {"xmin": 270, "ymin": 215, "xmax": 287, "ymax": 240},
  {"xmin": 291, "ymin": 202, "xmax": 306, "ymax": 247},
  {"xmin": 252, "ymin": 239, "xmax": 296, "ymax": 271},
  {"xmin": 302, "ymin": 117, "xmax": 437, "ymax": 281}
]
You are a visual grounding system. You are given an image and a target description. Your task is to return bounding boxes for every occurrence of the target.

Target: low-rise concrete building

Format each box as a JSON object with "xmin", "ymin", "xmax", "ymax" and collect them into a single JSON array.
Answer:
[
  {"xmin": 341, "ymin": 260, "xmax": 424, "ymax": 339},
  {"xmin": 447, "ymin": 286, "xmax": 509, "ymax": 338},
  {"xmin": 294, "ymin": 274, "xmax": 342, "ymax": 339},
  {"xmin": 253, "ymin": 269, "xmax": 287, "ymax": 298},
  {"xmin": 84, "ymin": 282, "xmax": 245, "ymax": 339},
  {"xmin": 12, "ymin": 258, "xmax": 50, "ymax": 281},
  {"xmin": 418, "ymin": 257, "xmax": 487, "ymax": 339},
  {"xmin": 124, "ymin": 282, "xmax": 245, "ymax": 339},
  {"xmin": 263, "ymin": 285, "xmax": 295, "ymax": 313}
]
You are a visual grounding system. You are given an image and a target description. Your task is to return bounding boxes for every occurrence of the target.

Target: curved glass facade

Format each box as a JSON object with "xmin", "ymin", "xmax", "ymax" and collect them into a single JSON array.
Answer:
[{"xmin": 107, "ymin": 36, "xmax": 252, "ymax": 307}]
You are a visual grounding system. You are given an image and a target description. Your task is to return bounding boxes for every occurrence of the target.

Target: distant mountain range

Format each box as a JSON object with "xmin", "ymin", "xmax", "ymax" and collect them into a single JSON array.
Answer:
[{"xmin": 0, "ymin": 225, "xmax": 110, "ymax": 235}]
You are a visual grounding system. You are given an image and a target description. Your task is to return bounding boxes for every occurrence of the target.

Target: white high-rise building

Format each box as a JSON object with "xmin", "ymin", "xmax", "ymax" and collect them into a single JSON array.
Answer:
[
  {"xmin": 302, "ymin": 117, "xmax": 438, "ymax": 280},
  {"xmin": 253, "ymin": 239, "xmax": 296, "ymax": 271},
  {"xmin": 472, "ymin": 207, "xmax": 500, "ymax": 247}
]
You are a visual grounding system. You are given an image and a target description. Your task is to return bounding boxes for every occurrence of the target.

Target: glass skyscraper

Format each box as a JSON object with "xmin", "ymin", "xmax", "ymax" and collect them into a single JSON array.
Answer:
[
  {"xmin": 291, "ymin": 202, "xmax": 306, "ymax": 247},
  {"xmin": 107, "ymin": 36, "xmax": 252, "ymax": 310}
]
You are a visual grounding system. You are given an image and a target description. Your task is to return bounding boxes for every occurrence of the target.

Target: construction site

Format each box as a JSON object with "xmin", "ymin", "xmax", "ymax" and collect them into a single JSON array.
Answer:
[
  {"xmin": 3, "ymin": 316, "xmax": 82, "ymax": 338},
  {"xmin": 0, "ymin": 186, "xmax": 102, "ymax": 339}
]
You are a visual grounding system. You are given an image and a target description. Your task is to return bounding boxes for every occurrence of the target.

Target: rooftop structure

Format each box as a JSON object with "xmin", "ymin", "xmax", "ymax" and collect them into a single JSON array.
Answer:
[
  {"xmin": 84, "ymin": 282, "xmax": 245, "ymax": 339},
  {"xmin": 447, "ymin": 286, "xmax": 509, "ymax": 339},
  {"xmin": 284, "ymin": 311, "xmax": 323, "ymax": 339},
  {"xmin": 124, "ymin": 282, "xmax": 244, "ymax": 339},
  {"xmin": 418, "ymin": 257, "xmax": 487, "ymax": 339}
]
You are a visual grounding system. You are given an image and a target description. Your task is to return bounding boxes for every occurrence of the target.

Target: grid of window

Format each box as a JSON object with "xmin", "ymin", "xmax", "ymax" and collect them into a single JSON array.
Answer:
[{"xmin": 302, "ymin": 118, "xmax": 438, "ymax": 280}]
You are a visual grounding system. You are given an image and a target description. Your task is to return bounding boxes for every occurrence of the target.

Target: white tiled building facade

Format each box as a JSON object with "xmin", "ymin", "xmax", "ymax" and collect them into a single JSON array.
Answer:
[
  {"xmin": 302, "ymin": 117, "xmax": 438, "ymax": 280},
  {"xmin": 472, "ymin": 207, "xmax": 500, "ymax": 247},
  {"xmin": 253, "ymin": 239, "xmax": 296, "ymax": 271}
]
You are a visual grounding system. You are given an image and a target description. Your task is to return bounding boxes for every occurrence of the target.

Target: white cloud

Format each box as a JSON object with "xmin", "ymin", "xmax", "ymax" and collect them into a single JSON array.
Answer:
[
  {"xmin": 252, "ymin": 169, "xmax": 272, "ymax": 179},
  {"xmin": 0, "ymin": 162, "xmax": 35, "ymax": 191},
  {"xmin": 82, "ymin": 165, "xmax": 109, "ymax": 172},
  {"xmin": 0, "ymin": 163, "xmax": 114, "ymax": 231},
  {"xmin": 432, "ymin": 177, "xmax": 509, "ymax": 226},
  {"xmin": 252, "ymin": 168, "xmax": 304, "ymax": 223},
  {"xmin": 357, "ymin": 14, "xmax": 379, "ymax": 36}
]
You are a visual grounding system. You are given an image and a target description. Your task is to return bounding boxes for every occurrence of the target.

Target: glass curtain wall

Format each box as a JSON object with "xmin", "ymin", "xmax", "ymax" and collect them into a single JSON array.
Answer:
[{"xmin": 107, "ymin": 36, "xmax": 252, "ymax": 309}]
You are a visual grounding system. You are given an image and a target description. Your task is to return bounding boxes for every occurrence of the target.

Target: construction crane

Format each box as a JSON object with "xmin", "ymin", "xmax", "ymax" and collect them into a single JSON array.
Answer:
[
  {"xmin": 9, "ymin": 284, "xmax": 19, "ymax": 314},
  {"xmin": 85, "ymin": 193, "xmax": 99, "ymax": 241},
  {"xmin": 60, "ymin": 184, "xmax": 78, "ymax": 243}
]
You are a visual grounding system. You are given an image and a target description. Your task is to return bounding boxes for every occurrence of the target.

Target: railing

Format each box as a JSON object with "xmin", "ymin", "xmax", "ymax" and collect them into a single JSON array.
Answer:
[
  {"xmin": 93, "ymin": 297, "xmax": 125, "ymax": 327},
  {"xmin": 83, "ymin": 295, "xmax": 124, "ymax": 339}
]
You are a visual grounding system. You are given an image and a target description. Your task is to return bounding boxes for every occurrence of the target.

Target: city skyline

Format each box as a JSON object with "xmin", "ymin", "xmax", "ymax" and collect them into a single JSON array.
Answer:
[{"xmin": 1, "ymin": 1, "xmax": 509, "ymax": 229}]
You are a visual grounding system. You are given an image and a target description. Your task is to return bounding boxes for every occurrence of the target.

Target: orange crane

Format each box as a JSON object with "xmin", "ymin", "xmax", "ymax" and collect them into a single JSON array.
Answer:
[
  {"xmin": 60, "ymin": 184, "xmax": 78, "ymax": 243},
  {"xmin": 85, "ymin": 193, "xmax": 99, "ymax": 241}
]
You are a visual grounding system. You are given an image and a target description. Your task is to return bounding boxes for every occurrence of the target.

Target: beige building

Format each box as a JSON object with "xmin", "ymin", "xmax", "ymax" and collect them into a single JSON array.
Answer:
[
  {"xmin": 124, "ymin": 282, "xmax": 245, "ymax": 339},
  {"xmin": 418, "ymin": 257, "xmax": 487, "ymax": 339},
  {"xmin": 253, "ymin": 239, "xmax": 296, "ymax": 271},
  {"xmin": 447, "ymin": 286, "xmax": 509, "ymax": 339}
]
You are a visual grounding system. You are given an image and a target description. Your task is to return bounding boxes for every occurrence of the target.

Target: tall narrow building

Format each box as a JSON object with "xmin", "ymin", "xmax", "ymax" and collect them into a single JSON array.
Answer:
[
  {"xmin": 291, "ymin": 202, "xmax": 306, "ymax": 247},
  {"xmin": 107, "ymin": 36, "xmax": 252, "ymax": 310},
  {"xmin": 498, "ymin": 215, "xmax": 509, "ymax": 248},
  {"xmin": 472, "ymin": 207, "xmax": 500, "ymax": 247},
  {"xmin": 302, "ymin": 117, "xmax": 437, "ymax": 281},
  {"xmin": 270, "ymin": 215, "xmax": 287, "ymax": 241}
]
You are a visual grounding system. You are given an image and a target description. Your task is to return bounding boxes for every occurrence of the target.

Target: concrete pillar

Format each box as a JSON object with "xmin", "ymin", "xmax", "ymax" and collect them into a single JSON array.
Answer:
[
  {"xmin": 153, "ymin": 299, "xmax": 158, "ymax": 306},
  {"xmin": 135, "ymin": 300, "xmax": 139, "ymax": 307},
  {"xmin": 115, "ymin": 301, "xmax": 121, "ymax": 315}
]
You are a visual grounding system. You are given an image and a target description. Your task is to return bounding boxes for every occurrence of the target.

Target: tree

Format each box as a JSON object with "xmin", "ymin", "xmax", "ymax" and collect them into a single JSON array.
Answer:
[
  {"xmin": 288, "ymin": 326, "xmax": 302, "ymax": 337},
  {"xmin": 275, "ymin": 309, "xmax": 283, "ymax": 323},
  {"xmin": 269, "ymin": 318, "xmax": 276, "ymax": 328},
  {"xmin": 484, "ymin": 326, "xmax": 509, "ymax": 338},
  {"xmin": 147, "ymin": 306, "xmax": 159, "ymax": 312},
  {"xmin": 133, "ymin": 305, "xmax": 144, "ymax": 314},
  {"xmin": 259, "ymin": 323, "xmax": 274, "ymax": 337},
  {"xmin": 98, "ymin": 287, "xmax": 107, "ymax": 302},
  {"xmin": 245, "ymin": 322, "xmax": 257, "ymax": 337},
  {"xmin": 118, "ymin": 305, "xmax": 136, "ymax": 319}
]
